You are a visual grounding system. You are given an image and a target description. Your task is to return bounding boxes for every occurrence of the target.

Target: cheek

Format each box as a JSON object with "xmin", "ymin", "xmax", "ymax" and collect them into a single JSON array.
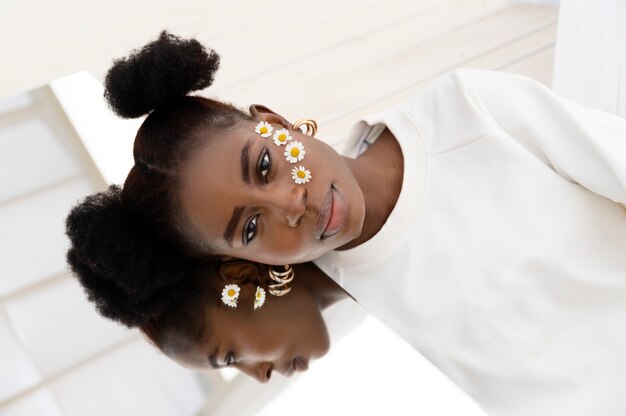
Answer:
[
  {"xmin": 260, "ymin": 236, "xmax": 328, "ymax": 265},
  {"xmin": 286, "ymin": 308, "xmax": 331, "ymax": 357},
  {"xmin": 312, "ymin": 315, "xmax": 331, "ymax": 355},
  {"xmin": 265, "ymin": 240, "xmax": 328, "ymax": 266},
  {"xmin": 237, "ymin": 317, "xmax": 290, "ymax": 359}
]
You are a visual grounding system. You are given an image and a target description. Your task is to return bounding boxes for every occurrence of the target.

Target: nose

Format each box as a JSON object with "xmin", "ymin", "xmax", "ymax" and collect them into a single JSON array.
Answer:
[
  {"xmin": 271, "ymin": 184, "xmax": 306, "ymax": 227},
  {"xmin": 254, "ymin": 363, "xmax": 273, "ymax": 383},
  {"xmin": 238, "ymin": 362, "xmax": 274, "ymax": 383}
]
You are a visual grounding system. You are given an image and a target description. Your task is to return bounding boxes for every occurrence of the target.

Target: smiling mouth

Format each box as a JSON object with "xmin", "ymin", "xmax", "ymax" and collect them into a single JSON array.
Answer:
[{"xmin": 316, "ymin": 186, "xmax": 348, "ymax": 240}]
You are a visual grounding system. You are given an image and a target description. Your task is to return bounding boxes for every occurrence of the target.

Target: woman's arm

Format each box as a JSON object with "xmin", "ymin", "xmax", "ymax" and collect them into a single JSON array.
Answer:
[{"xmin": 457, "ymin": 69, "xmax": 626, "ymax": 206}]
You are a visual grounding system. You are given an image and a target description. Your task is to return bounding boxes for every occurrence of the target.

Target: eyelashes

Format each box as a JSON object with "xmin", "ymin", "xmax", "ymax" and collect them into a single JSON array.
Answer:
[
  {"xmin": 225, "ymin": 351, "xmax": 236, "ymax": 367},
  {"xmin": 243, "ymin": 147, "xmax": 273, "ymax": 245},
  {"xmin": 243, "ymin": 214, "xmax": 259, "ymax": 246},
  {"xmin": 257, "ymin": 148, "xmax": 272, "ymax": 183}
]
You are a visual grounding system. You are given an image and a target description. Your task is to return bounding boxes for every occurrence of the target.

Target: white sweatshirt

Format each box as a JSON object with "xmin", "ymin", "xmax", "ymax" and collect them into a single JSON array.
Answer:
[{"xmin": 315, "ymin": 69, "xmax": 626, "ymax": 416}]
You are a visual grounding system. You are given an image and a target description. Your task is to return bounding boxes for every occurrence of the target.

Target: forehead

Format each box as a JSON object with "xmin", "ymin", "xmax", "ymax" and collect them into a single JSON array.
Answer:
[{"xmin": 179, "ymin": 125, "xmax": 255, "ymax": 245}]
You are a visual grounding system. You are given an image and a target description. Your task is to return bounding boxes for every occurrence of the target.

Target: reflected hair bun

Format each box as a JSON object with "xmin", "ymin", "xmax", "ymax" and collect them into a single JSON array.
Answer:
[
  {"xmin": 104, "ymin": 31, "xmax": 220, "ymax": 119},
  {"xmin": 65, "ymin": 185, "xmax": 189, "ymax": 327}
]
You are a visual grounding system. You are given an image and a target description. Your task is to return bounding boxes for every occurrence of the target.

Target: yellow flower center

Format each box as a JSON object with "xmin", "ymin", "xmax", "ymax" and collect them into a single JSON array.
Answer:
[
  {"xmin": 256, "ymin": 292, "xmax": 261, "ymax": 299},
  {"xmin": 297, "ymin": 170, "xmax": 306, "ymax": 178},
  {"xmin": 228, "ymin": 289, "xmax": 236, "ymax": 297},
  {"xmin": 278, "ymin": 133, "xmax": 287, "ymax": 142},
  {"xmin": 260, "ymin": 126, "xmax": 268, "ymax": 134},
  {"xmin": 290, "ymin": 148, "xmax": 300, "ymax": 157}
]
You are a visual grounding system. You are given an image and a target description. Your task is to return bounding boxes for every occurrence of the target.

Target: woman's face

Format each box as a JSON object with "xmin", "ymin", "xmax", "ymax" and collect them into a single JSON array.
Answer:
[
  {"xmin": 173, "ymin": 282, "xmax": 330, "ymax": 383},
  {"xmin": 179, "ymin": 118, "xmax": 365, "ymax": 265}
]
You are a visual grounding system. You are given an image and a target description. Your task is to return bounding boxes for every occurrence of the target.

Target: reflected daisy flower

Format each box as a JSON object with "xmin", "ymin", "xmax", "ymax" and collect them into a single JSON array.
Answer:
[
  {"xmin": 291, "ymin": 166, "xmax": 312, "ymax": 184},
  {"xmin": 272, "ymin": 128, "xmax": 292, "ymax": 146},
  {"xmin": 254, "ymin": 287, "xmax": 266, "ymax": 309},
  {"xmin": 284, "ymin": 141, "xmax": 306, "ymax": 163},
  {"xmin": 221, "ymin": 284, "xmax": 240, "ymax": 308},
  {"xmin": 254, "ymin": 121, "xmax": 273, "ymax": 138}
]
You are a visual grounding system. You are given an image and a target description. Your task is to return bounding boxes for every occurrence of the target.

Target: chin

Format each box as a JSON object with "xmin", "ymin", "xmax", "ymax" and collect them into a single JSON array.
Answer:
[
  {"xmin": 344, "ymin": 208, "xmax": 365, "ymax": 242},
  {"xmin": 317, "ymin": 333, "xmax": 331, "ymax": 359}
]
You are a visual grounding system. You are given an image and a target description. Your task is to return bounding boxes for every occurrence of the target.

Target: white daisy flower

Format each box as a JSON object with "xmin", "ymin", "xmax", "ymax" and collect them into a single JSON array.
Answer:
[
  {"xmin": 272, "ymin": 128, "xmax": 292, "ymax": 146},
  {"xmin": 291, "ymin": 166, "xmax": 312, "ymax": 184},
  {"xmin": 254, "ymin": 121, "xmax": 273, "ymax": 138},
  {"xmin": 254, "ymin": 286, "xmax": 266, "ymax": 309},
  {"xmin": 284, "ymin": 141, "xmax": 306, "ymax": 163},
  {"xmin": 221, "ymin": 284, "xmax": 240, "ymax": 308}
]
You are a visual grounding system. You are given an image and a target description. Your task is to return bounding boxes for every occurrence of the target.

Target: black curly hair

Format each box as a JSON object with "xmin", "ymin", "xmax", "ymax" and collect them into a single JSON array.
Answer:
[
  {"xmin": 140, "ymin": 261, "xmax": 222, "ymax": 358},
  {"xmin": 66, "ymin": 185, "xmax": 192, "ymax": 327},
  {"xmin": 65, "ymin": 186, "xmax": 225, "ymax": 358},
  {"xmin": 66, "ymin": 31, "xmax": 252, "ymax": 331},
  {"xmin": 110, "ymin": 31, "xmax": 253, "ymax": 255}
]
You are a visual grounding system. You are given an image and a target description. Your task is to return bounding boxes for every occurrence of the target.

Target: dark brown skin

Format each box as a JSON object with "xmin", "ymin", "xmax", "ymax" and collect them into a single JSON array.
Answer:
[
  {"xmin": 340, "ymin": 127, "xmax": 404, "ymax": 250},
  {"xmin": 179, "ymin": 105, "xmax": 404, "ymax": 265},
  {"xmin": 171, "ymin": 261, "xmax": 348, "ymax": 383}
]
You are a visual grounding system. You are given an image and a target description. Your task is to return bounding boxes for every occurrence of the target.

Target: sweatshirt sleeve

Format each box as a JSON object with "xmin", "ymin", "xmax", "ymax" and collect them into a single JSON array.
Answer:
[{"xmin": 457, "ymin": 69, "xmax": 626, "ymax": 206}]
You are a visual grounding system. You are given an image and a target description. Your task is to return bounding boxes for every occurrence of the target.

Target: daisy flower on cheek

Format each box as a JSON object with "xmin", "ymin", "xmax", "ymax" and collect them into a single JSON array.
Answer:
[
  {"xmin": 254, "ymin": 287, "xmax": 266, "ymax": 309},
  {"xmin": 255, "ymin": 121, "xmax": 273, "ymax": 138},
  {"xmin": 291, "ymin": 166, "xmax": 312, "ymax": 184},
  {"xmin": 273, "ymin": 128, "xmax": 292, "ymax": 146},
  {"xmin": 284, "ymin": 141, "xmax": 306, "ymax": 163},
  {"xmin": 221, "ymin": 284, "xmax": 240, "ymax": 308}
]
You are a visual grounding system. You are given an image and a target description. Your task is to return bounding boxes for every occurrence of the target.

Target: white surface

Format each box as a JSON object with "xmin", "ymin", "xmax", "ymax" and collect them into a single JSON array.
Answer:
[
  {"xmin": 0, "ymin": 308, "xmax": 42, "ymax": 402},
  {"xmin": 0, "ymin": 117, "xmax": 80, "ymax": 201},
  {"xmin": 0, "ymin": 92, "xmax": 33, "ymax": 115},
  {"xmin": 50, "ymin": 340, "xmax": 205, "ymax": 416},
  {"xmin": 3, "ymin": 276, "xmax": 133, "ymax": 377},
  {"xmin": 0, "ymin": 82, "xmax": 208, "ymax": 415},
  {"xmin": 257, "ymin": 316, "xmax": 488, "ymax": 416},
  {"xmin": 50, "ymin": 72, "xmax": 140, "ymax": 186},
  {"xmin": 0, "ymin": 178, "xmax": 95, "ymax": 296},
  {"xmin": 0, "ymin": 388, "xmax": 64, "ymax": 416},
  {"xmin": 552, "ymin": 0, "xmax": 626, "ymax": 117},
  {"xmin": 515, "ymin": 0, "xmax": 559, "ymax": 4}
]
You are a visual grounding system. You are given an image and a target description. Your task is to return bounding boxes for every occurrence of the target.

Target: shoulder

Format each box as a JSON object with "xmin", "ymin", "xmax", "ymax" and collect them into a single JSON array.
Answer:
[{"xmin": 397, "ymin": 69, "xmax": 508, "ymax": 154}]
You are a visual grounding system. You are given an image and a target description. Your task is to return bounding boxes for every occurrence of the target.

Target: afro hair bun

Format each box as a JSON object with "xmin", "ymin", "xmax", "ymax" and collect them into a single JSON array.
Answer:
[
  {"xmin": 104, "ymin": 31, "xmax": 220, "ymax": 119},
  {"xmin": 65, "ymin": 185, "xmax": 190, "ymax": 327}
]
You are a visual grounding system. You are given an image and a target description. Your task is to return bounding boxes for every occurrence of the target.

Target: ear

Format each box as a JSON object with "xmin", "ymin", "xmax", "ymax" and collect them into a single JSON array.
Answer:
[
  {"xmin": 218, "ymin": 260, "xmax": 265, "ymax": 286},
  {"xmin": 249, "ymin": 104, "xmax": 291, "ymax": 129}
]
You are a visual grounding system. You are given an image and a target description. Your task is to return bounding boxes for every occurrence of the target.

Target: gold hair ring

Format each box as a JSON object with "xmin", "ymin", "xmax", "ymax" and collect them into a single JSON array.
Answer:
[
  {"xmin": 268, "ymin": 265, "xmax": 294, "ymax": 297},
  {"xmin": 293, "ymin": 118, "xmax": 318, "ymax": 136}
]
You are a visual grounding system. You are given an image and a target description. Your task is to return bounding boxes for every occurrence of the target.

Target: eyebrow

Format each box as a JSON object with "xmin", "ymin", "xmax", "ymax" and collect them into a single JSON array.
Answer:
[
  {"xmin": 224, "ymin": 206, "xmax": 245, "ymax": 247},
  {"xmin": 241, "ymin": 139, "xmax": 252, "ymax": 184}
]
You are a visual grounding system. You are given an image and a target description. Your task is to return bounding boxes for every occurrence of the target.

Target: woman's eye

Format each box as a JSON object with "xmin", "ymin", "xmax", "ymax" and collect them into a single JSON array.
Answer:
[
  {"xmin": 258, "ymin": 149, "xmax": 271, "ymax": 182},
  {"xmin": 226, "ymin": 351, "xmax": 236, "ymax": 367},
  {"xmin": 244, "ymin": 214, "xmax": 259, "ymax": 245}
]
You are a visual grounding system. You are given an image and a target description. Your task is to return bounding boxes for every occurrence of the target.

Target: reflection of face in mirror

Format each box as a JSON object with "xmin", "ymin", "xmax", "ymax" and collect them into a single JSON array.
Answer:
[{"xmin": 141, "ymin": 261, "xmax": 347, "ymax": 383}]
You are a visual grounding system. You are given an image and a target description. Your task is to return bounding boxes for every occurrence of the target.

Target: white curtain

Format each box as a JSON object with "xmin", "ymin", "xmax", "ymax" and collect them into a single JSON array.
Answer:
[{"xmin": 552, "ymin": 0, "xmax": 626, "ymax": 117}]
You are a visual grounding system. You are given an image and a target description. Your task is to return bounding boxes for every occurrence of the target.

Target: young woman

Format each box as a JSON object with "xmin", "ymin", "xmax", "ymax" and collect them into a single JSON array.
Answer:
[{"xmin": 67, "ymin": 31, "xmax": 626, "ymax": 414}]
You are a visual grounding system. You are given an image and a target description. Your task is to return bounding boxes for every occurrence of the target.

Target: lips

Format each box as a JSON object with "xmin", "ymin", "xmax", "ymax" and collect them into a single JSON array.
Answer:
[
  {"xmin": 293, "ymin": 357, "xmax": 309, "ymax": 373},
  {"xmin": 284, "ymin": 357, "xmax": 308, "ymax": 377},
  {"xmin": 316, "ymin": 186, "xmax": 348, "ymax": 240}
]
